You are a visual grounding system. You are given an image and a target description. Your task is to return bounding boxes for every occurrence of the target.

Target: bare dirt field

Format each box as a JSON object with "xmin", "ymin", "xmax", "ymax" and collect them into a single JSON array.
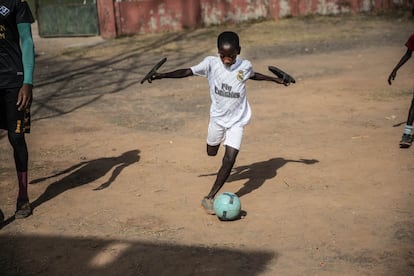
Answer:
[{"xmin": 1, "ymin": 12, "xmax": 414, "ymax": 275}]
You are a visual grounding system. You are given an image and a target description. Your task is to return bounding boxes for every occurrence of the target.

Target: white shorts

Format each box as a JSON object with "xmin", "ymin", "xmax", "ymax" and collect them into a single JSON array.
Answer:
[{"xmin": 206, "ymin": 120, "xmax": 244, "ymax": 150}]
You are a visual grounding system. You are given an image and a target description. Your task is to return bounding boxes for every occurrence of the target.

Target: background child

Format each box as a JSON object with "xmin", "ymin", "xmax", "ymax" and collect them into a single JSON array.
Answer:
[{"xmin": 388, "ymin": 32, "xmax": 414, "ymax": 148}]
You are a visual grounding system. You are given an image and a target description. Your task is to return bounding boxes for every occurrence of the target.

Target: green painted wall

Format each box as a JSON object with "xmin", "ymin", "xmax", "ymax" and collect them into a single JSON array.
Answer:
[{"xmin": 36, "ymin": 0, "xmax": 99, "ymax": 37}]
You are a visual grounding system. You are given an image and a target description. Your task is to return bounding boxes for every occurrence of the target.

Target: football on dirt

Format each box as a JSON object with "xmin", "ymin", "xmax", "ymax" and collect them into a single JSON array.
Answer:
[{"xmin": 213, "ymin": 192, "xmax": 241, "ymax": 221}]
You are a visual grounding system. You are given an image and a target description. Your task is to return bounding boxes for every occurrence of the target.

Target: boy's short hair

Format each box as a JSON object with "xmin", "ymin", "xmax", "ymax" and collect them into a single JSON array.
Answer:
[{"xmin": 217, "ymin": 31, "xmax": 240, "ymax": 52}]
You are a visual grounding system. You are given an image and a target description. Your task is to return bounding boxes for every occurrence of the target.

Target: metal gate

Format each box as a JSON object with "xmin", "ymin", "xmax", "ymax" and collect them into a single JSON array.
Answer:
[{"xmin": 37, "ymin": 0, "xmax": 99, "ymax": 37}]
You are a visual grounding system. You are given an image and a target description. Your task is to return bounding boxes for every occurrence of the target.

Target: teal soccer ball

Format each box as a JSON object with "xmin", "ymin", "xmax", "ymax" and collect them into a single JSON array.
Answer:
[{"xmin": 213, "ymin": 192, "xmax": 241, "ymax": 221}]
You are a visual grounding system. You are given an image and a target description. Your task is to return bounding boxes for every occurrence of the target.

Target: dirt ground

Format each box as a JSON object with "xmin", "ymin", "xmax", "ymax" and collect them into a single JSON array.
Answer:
[{"xmin": 1, "ymin": 12, "xmax": 414, "ymax": 275}]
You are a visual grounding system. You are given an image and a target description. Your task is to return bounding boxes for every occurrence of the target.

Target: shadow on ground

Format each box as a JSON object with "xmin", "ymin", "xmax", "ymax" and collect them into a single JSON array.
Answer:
[
  {"xmin": 230, "ymin": 158, "xmax": 319, "ymax": 197},
  {"xmin": 30, "ymin": 149, "xmax": 140, "ymax": 205},
  {"xmin": 0, "ymin": 234, "xmax": 276, "ymax": 275},
  {"xmin": 31, "ymin": 30, "xmax": 215, "ymax": 123},
  {"xmin": 199, "ymin": 157, "xmax": 319, "ymax": 198},
  {"xmin": 0, "ymin": 150, "xmax": 140, "ymax": 230}
]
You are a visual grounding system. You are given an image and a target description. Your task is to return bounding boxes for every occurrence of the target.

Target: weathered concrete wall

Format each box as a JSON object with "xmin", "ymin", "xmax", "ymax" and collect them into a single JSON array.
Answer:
[
  {"xmin": 113, "ymin": 0, "xmax": 201, "ymax": 35},
  {"xmin": 200, "ymin": 0, "xmax": 269, "ymax": 25},
  {"xmin": 97, "ymin": 0, "xmax": 117, "ymax": 39},
  {"xmin": 97, "ymin": 0, "xmax": 412, "ymax": 38}
]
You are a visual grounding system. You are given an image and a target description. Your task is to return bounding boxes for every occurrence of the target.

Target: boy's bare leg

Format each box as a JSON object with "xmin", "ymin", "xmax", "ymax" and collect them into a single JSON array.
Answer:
[
  {"xmin": 406, "ymin": 96, "xmax": 414, "ymax": 126},
  {"xmin": 206, "ymin": 145, "xmax": 238, "ymax": 198},
  {"xmin": 201, "ymin": 145, "xmax": 239, "ymax": 214}
]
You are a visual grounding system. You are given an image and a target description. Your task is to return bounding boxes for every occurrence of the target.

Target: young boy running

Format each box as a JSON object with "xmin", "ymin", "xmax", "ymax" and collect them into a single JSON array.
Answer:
[
  {"xmin": 149, "ymin": 31, "xmax": 291, "ymax": 214},
  {"xmin": 0, "ymin": 0, "xmax": 35, "ymax": 218},
  {"xmin": 388, "ymin": 32, "xmax": 414, "ymax": 148}
]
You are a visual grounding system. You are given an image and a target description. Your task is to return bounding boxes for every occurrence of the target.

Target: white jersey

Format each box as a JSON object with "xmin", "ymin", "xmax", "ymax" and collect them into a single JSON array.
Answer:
[{"xmin": 191, "ymin": 56, "xmax": 253, "ymax": 128}]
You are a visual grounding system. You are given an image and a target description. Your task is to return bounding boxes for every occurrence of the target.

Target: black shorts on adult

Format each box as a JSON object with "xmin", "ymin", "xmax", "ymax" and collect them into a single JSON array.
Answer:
[{"xmin": 0, "ymin": 88, "xmax": 31, "ymax": 134}]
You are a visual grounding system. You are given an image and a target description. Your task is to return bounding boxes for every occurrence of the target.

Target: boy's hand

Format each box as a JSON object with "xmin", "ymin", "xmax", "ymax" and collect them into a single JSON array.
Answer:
[
  {"xmin": 140, "ymin": 57, "xmax": 167, "ymax": 84},
  {"xmin": 271, "ymin": 77, "xmax": 290, "ymax": 86},
  {"xmin": 281, "ymin": 80, "xmax": 291, "ymax": 86},
  {"xmin": 388, "ymin": 70, "xmax": 396, "ymax": 85},
  {"xmin": 150, "ymin": 72, "xmax": 162, "ymax": 82},
  {"xmin": 268, "ymin": 66, "xmax": 296, "ymax": 84},
  {"xmin": 17, "ymin": 84, "xmax": 32, "ymax": 111}
]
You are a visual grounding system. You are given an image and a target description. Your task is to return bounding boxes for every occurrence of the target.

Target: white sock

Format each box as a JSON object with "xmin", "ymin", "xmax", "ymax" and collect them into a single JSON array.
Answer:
[{"xmin": 403, "ymin": 125, "xmax": 413, "ymax": 135}]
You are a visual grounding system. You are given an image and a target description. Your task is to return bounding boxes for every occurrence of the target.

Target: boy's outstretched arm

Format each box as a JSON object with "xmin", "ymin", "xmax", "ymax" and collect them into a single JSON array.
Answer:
[
  {"xmin": 250, "ymin": 72, "xmax": 289, "ymax": 86},
  {"xmin": 152, "ymin": 68, "xmax": 193, "ymax": 81},
  {"xmin": 388, "ymin": 49, "xmax": 412, "ymax": 85}
]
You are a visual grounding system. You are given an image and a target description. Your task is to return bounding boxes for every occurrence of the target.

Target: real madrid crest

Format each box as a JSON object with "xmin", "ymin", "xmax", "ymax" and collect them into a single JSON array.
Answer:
[{"xmin": 237, "ymin": 70, "xmax": 244, "ymax": 81}]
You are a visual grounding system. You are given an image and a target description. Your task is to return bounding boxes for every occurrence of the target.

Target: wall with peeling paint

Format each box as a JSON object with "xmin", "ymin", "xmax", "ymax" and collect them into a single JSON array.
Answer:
[{"xmin": 97, "ymin": 0, "xmax": 412, "ymax": 38}]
